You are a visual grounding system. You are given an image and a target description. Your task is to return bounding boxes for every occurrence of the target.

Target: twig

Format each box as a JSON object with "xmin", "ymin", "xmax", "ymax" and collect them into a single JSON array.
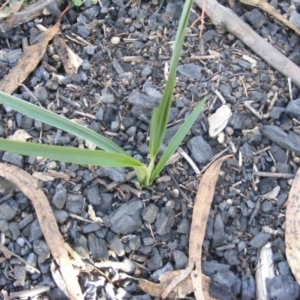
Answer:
[
  {"xmin": 253, "ymin": 171, "xmax": 294, "ymax": 179},
  {"xmin": 178, "ymin": 147, "xmax": 200, "ymax": 175}
]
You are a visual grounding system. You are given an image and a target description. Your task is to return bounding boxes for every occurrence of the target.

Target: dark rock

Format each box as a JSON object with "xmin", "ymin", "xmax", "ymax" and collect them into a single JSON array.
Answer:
[
  {"xmin": 129, "ymin": 235, "xmax": 141, "ymax": 251},
  {"xmin": 34, "ymin": 86, "xmax": 48, "ymax": 103},
  {"xmin": 267, "ymin": 275, "xmax": 299, "ymax": 300},
  {"xmin": 228, "ymin": 112, "xmax": 251, "ymax": 130},
  {"xmin": 65, "ymin": 194, "xmax": 83, "ymax": 214},
  {"xmin": 13, "ymin": 265, "xmax": 26, "ymax": 285},
  {"xmin": 21, "ymin": 116, "xmax": 33, "ymax": 129},
  {"xmin": 261, "ymin": 125, "xmax": 300, "ymax": 155},
  {"xmin": 110, "ymin": 199, "xmax": 143, "ymax": 234},
  {"xmin": 74, "ymin": 235, "xmax": 89, "ymax": 258},
  {"xmin": 0, "ymin": 219, "xmax": 8, "ymax": 232},
  {"xmin": 165, "ymin": 0, "xmax": 184, "ymax": 20},
  {"xmin": 155, "ymin": 207, "xmax": 175, "ymax": 235},
  {"xmin": 244, "ymin": 9, "xmax": 267, "ymax": 29},
  {"xmin": 141, "ymin": 204, "xmax": 159, "ymax": 223},
  {"xmin": 2, "ymin": 152, "xmax": 24, "ymax": 168},
  {"xmin": 285, "ymin": 98, "xmax": 300, "ymax": 120},
  {"xmin": 178, "ymin": 63, "xmax": 202, "ymax": 79},
  {"xmin": 33, "ymin": 239, "xmax": 50, "ymax": 263},
  {"xmin": 147, "ymin": 254, "xmax": 162, "ymax": 271},
  {"xmin": 53, "ymin": 210, "xmax": 69, "ymax": 224},
  {"xmin": 202, "ymin": 261, "xmax": 230, "ymax": 277},
  {"xmin": 85, "ymin": 186, "xmax": 101, "ymax": 205},
  {"xmin": 0, "ymin": 203, "xmax": 17, "ymax": 221},
  {"xmin": 278, "ymin": 261, "xmax": 292, "ymax": 276},
  {"xmin": 269, "ymin": 107, "xmax": 285, "ymax": 119},
  {"xmin": 187, "ymin": 136, "xmax": 213, "ymax": 164},
  {"xmin": 82, "ymin": 223, "xmax": 102, "ymax": 233},
  {"xmin": 172, "ymin": 250, "xmax": 188, "ymax": 269},
  {"xmin": 212, "ymin": 214, "xmax": 227, "ymax": 246},
  {"xmin": 241, "ymin": 276, "xmax": 255, "ymax": 300},
  {"xmin": 8, "ymin": 223, "xmax": 20, "ymax": 240},
  {"xmin": 106, "ymin": 231, "xmax": 124, "ymax": 256},
  {"xmin": 97, "ymin": 167, "xmax": 126, "ymax": 184},
  {"xmin": 270, "ymin": 143, "xmax": 287, "ymax": 163},
  {"xmin": 249, "ymin": 232, "xmax": 271, "ymax": 248},
  {"xmin": 88, "ymin": 233, "xmax": 109, "ymax": 260},
  {"xmin": 210, "ymin": 269, "xmax": 238, "ymax": 300},
  {"xmin": 52, "ymin": 184, "xmax": 67, "ymax": 209},
  {"xmin": 224, "ymin": 250, "xmax": 240, "ymax": 266},
  {"xmin": 177, "ymin": 218, "xmax": 190, "ymax": 235},
  {"xmin": 29, "ymin": 219, "xmax": 43, "ymax": 242}
]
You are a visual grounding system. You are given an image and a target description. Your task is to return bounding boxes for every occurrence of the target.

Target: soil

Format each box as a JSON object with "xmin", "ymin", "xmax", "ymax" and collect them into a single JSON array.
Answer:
[{"xmin": 0, "ymin": 0, "xmax": 300, "ymax": 299}]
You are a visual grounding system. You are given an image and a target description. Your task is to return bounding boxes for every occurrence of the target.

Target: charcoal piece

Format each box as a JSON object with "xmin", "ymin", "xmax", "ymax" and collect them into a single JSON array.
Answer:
[
  {"xmin": 33, "ymin": 239, "xmax": 50, "ymax": 263},
  {"xmin": 177, "ymin": 218, "xmax": 190, "ymax": 235},
  {"xmin": 65, "ymin": 194, "xmax": 83, "ymax": 214},
  {"xmin": 224, "ymin": 250, "xmax": 240, "ymax": 266},
  {"xmin": 249, "ymin": 232, "xmax": 271, "ymax": 248},
  {"xmin": 33, "ymin": 86, "xmax": 48, "ymax": 103},
  {"xmin": 18, "ymin": 213, "xmax": 34, "ymax": 229},
  {"xmin": 74, "ymin": 235, "xmax": 89, "ymax": 258},
  {"xmin": 0, "ymin": 219, "xmax": 8, "ymax": 232},
  {"xmin": 88, "ymin": 233, "xmax": 109, "ymax": 260},
  {"xmin": 228, "ymin": 112, "xmax": 251, "ymax": 130},
  {"xmin": 106, "ymin": 231, "xmax": 124, "ymax": 257},
  {"xmin": 98, "ymin": 193, "xmax": 113, "ymax": 214},
  {"xmin": 147, "ymin": 254, "xmax": 162, "ymax": 271},
  {"xmin": 269, "ymin": 107, "xmax": 285, "ymax": 119},
  {"xmin": 155, "ymin": 207, "xmax": 175, "ymax": 236},
  {"xmin": 8, "ymin": 222, "xmax": 20, "ymax": 240},
  {"xmin": 257, "ymin": 178, "xmax": 276, "ymax": 194},
  {"xmin": 48, "ymin": 288, "xmax": 69, "ymax": 300},
  {"xmin": 52, "ymin": 185, "xmax": 67, "ymax": 209},
  {"xmin": 202, "ymin": 30, "xmax": 218, "ymax": 43},
  {"xmin": 21, "ymin": 116, "xmax": 33, "ymax": 130},
  {"xmin": 267, "ymin": 275, "xmax": 299, "ymax": 300},
  {"xmin": 53, "ymin": 210, "xmax": 69, "ymax": 224},
  {"xmin": 128, "ymin": 235, "xmax": 141, "ymax": 251},
  {"xmin": 202, "ymin": 261, "xmax": 230, "ymax": 277},
  {"xmin": 290, "ymin": 9, "xmax": 300, "ymax": 30},
  {"xmin": 241, "ymin": 276, "xmax": 255, "ymax": 300},
  {"xmin": 177, "ymin": 63, "xmax": 202, "ymax": 79},
  {"xmin": 187, "ymin": 136, "xmax": 213, "ymax": 164},
  {"xmin": 270, "ymin": 143, "xmax": 287, "ymax": 163},
  {"xmin": 210, "ymin": 269, "xmax": 238, "ymax": 300},
  {"xmin": 280, "ymin": 115, "xmax": 293, "ymax": 131},
  {"xmin": 142, "ymin": 66, "xmax": 152, "ymax": 77},
  {"xmin": 278, "ymin": 261, "xmax": 291, "ymax": 276},
  {"xmin": 97, "ymin": 167, "xmax": 126, "ymax": 184},
  {"xmin": 141, "ymin": 204, "xmax": 159, "ymax": 223},
  {"xmin": 82, "ymin": 223, "xmax": 102, "ymax": 233},
  {"xmin": 172, "ymin": 250, "xmax": 188, "ymax": 269},
  {"xmin": 85, "ymin": 186, "xmax": 100, "ymax": 205},
  {"xmin": 244, "ymin": 8, "xmax": 267, "ymax": 29},
  {"xmin": 29, "ymin": 219, "xmax": 43, "ymax": 242},
  {"xmin": 110, "ymin": 199, "xmax": 143, "ymax": 234},
  {"xmin": 2, "ymin": 152, "xmax": 24, "ymax": 168},
  {"xmin": 212, "ymin": 214, "xmax": 227, "ymax": 246},
  {"xmin": 285, "ymin": 98, "xmax": 300, "ymax": 121},
  {"xmin": 128, "ymin": 90, "xmax": 160, "ymax": 122},
  {"xmin": 165, "ymin": 0, "xmax": 184, "ymax": 20}
]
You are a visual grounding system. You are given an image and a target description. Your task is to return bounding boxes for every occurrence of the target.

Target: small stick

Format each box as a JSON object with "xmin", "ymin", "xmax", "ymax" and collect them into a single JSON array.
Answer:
[
  {"xmin": 244, "ymin": 101, "xmax": 263, "ymax": 120},
  {"xmin": 253, "ymin": 171, "xmax": 294, "ymax": 179},
  {"xmin": 288, "ymin": 77, "xmax": 293, "ymax": 101},
  {"xmin": 178, "ymin": 147, "xmax": 200, "ymax": 175},
  {"xmin": 214, "ymin": 90, "xmax": 226, "ymax": 104}
]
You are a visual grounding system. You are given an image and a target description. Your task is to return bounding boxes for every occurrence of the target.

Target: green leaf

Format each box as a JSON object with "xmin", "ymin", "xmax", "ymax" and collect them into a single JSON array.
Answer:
[
  {"xmin": 72, "ymin": 0, "xmax": 82, "ymax": 6},
  {"xmin": 150, "ymin": 98, "xmax": 206, "ymax": 184},
  {"xmin": 0, "ymin": 139, "xmax": 144, "ymax": 168},
  {"xmin": 0, "ymin": 91, "xmax": 127, "ymax": 155},
  {"xmin": 148, "ymin": 0, "xmax": 194, "ymax": 158}
]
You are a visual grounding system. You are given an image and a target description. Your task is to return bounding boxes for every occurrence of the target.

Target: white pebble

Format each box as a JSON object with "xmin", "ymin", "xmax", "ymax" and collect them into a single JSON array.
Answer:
[{"xmin": 111, "ymin": 37, "xmax": 120, "ymax": 45}]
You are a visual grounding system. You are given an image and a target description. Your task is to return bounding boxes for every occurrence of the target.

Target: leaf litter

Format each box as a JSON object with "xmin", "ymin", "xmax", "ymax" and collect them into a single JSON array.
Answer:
[
  {"xmin": 0, "ymin": 163, "xmax": 83, "ymax": 300},
  {"xmin": 139, "ymin": 155, "xmax": 232, "ymax": 299}
]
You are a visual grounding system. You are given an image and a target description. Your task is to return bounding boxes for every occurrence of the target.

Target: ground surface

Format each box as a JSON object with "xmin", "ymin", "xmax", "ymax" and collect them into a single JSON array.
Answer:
[{"xmin": 0, "ymin": 0, "xmax": 300, "ymax": 299}]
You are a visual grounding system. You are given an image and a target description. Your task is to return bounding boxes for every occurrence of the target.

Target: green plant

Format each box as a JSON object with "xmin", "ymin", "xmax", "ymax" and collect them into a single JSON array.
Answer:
[{"xmin": 0, "ymin": 0, "xmax": 206, "ymax": 188}]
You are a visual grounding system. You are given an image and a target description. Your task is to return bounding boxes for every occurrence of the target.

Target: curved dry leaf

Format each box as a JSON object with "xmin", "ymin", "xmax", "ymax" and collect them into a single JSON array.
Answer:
[
  {"xmin": 7, "ymin": 129, "xmax": 32, "ymax": 142},
  {"xmin": 208, "ymin": 105, "xmax": 232, "ymax": 138},
  {"xmin": 189, "ymin": 155, "xmax": 232, "ymax": 300},
  {"xmin": 0, "ymin": 163, "xmax": 83, "ymax": 300},
  {"xmin": 285, "ymin": 168, "xmax": 300, "ymax": 285}
]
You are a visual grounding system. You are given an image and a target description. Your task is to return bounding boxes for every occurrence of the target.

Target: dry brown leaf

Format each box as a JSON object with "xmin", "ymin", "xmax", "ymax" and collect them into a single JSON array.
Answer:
[
  {"xmin": 285, "ymin": 168, "xmax": 300, "ymax": 285},
  {"xmin": 0, "ymin": 0, "xmax": 24, "ymax": 19},
  {"xmin": 0, "ymin": 163, "xmax": 83, "ymax": 300},
  {"xmin": 0, "ymin": 6, "xmax": 70, "ymax": 94},
  {"xmin": 53, "ymin": 36, "xmax": 83, "ymax": 75},
  {"xmin": 7, "ymin": 129, "xmax": 32, "ymax": 142},
  {"xmin": 189, "ymin": 155, "xmax": 232, "ymax": 300},
  {"xmin": 139, "ymin": 270, "xmax": 194, "ymax": 298}
]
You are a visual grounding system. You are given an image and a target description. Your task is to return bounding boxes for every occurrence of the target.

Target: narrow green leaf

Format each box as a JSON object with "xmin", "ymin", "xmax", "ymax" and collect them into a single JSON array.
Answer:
[
  {"xmin": 150, "ymin": 98, "xmax": 206, "ymax": 183},
  {"xmin": 0, "ymin": 91, "xmax": 127, "ymax": 155},
  {"xmin": 148, "ymin": 0, "xmax": 194, "ymax": 158},
  {"xmin": 149, "ymin": 107, "xmax": 158, "ymax": 158},
  {"xmin": 0, "ymin": 139, "xmax": 144, "ymax": 168}
]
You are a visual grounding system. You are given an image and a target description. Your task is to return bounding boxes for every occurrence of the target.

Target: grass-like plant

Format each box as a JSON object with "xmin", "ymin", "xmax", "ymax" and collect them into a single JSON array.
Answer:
[{"xmin": 0, "ymin": 0, "xmax": 206, "ymax": 188}]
